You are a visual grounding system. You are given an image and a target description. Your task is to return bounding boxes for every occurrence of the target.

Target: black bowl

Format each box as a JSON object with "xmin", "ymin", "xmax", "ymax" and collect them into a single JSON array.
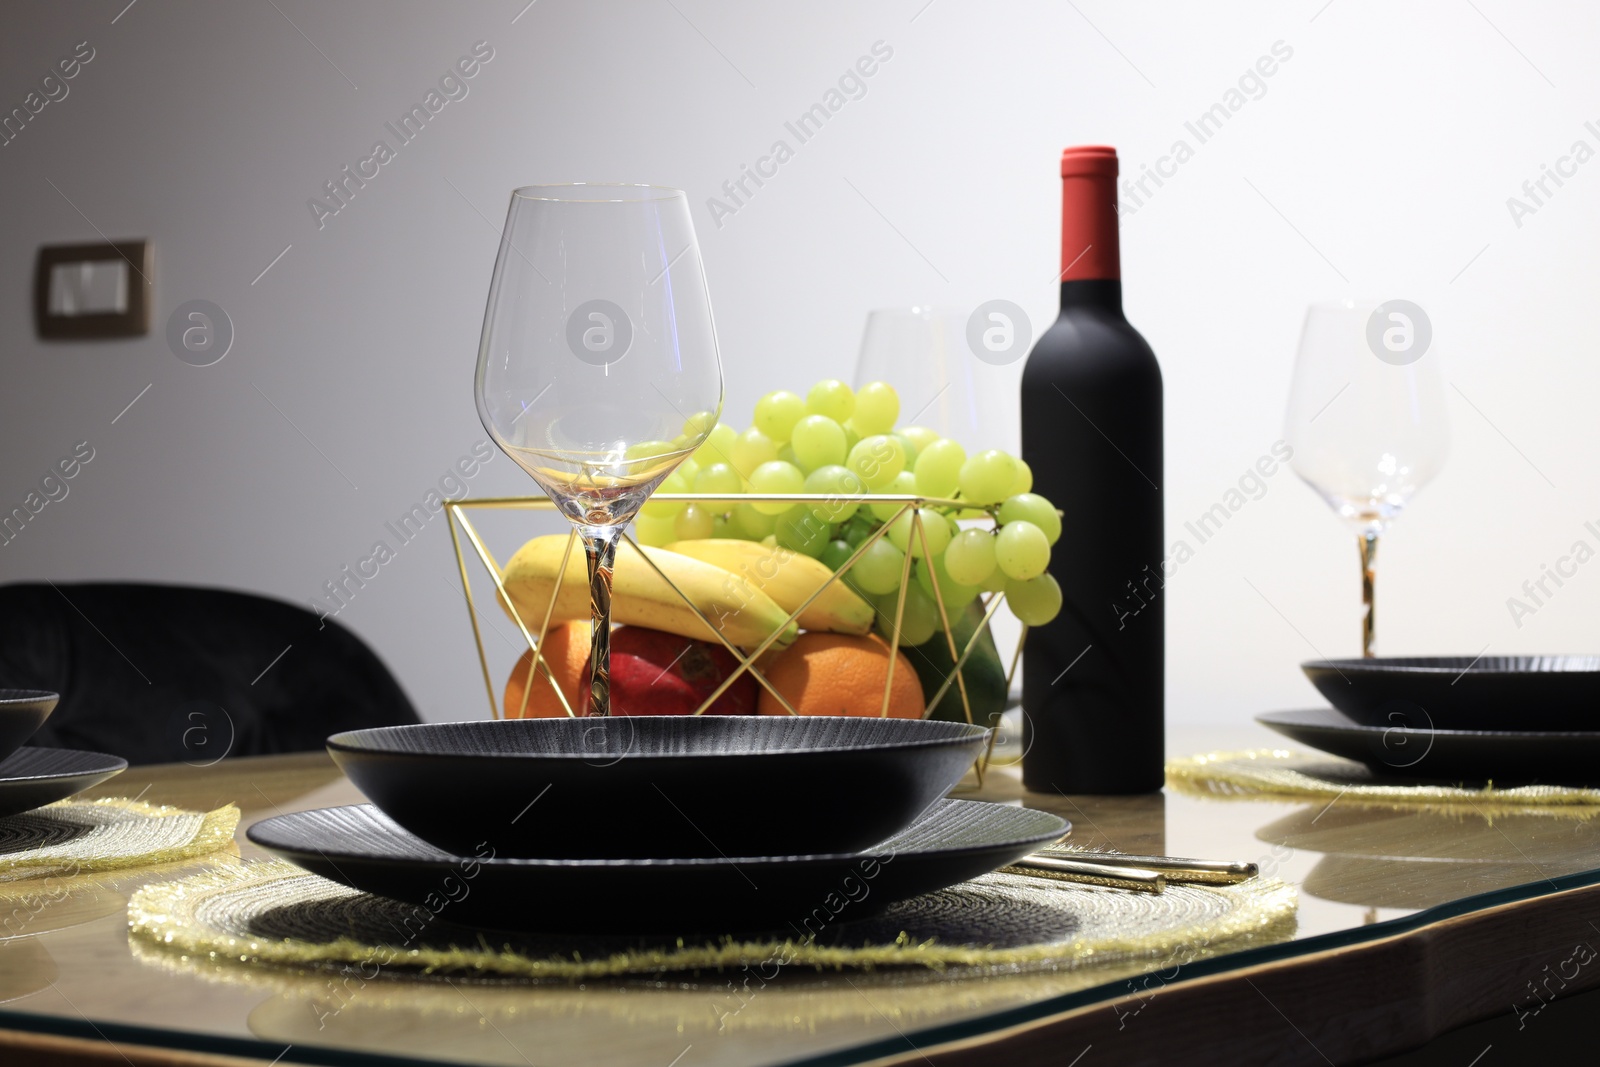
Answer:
[
  {"xmin": 0, "ymin": 690, "xmax": 58, "ymax": 762},
  {"xmin": 327, "ymin": 716, "xmax": 992, "ymax": 860},
  {"xmin": 1301, "ymin": 655, "xmax": 1600, "ymax": 732}
]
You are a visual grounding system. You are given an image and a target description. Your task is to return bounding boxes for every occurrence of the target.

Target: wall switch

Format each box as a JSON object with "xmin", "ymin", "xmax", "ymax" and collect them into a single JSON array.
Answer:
[{"xmin": 34, "ymin": 240, "xmax": 152, "ymax": 339}]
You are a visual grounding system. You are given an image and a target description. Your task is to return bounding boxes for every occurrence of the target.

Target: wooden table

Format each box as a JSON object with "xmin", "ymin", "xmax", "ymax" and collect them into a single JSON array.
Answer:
[{"xmin": 3, "ymin": 724, "xmax": 1600, "ymax": 1067}]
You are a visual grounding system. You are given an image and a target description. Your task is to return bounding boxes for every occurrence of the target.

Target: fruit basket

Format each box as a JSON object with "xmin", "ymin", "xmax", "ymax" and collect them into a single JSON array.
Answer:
[{"xmin": 444, "ymin": 492, "xmax": 1034, "ymax": 782}]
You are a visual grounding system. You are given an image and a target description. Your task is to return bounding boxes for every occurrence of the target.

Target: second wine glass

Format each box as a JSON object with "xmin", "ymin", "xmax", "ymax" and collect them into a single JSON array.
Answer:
[
  {"xmin": 475, "ymin": 184, "xmax": 723, "ymax": 716},
  {"xmin": 1283, "ymin": 300, "xmax": 1448, "ymax": 658}
]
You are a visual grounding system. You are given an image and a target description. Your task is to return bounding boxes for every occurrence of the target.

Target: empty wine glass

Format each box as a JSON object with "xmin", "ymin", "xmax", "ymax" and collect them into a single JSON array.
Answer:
[
  {"xmin": 1283, "ymin": 299, "xmax": 1448, "ymax": 657},
  {"xmin": 475, "ymin": 184, "xmax": 723, "ymax": 715}
]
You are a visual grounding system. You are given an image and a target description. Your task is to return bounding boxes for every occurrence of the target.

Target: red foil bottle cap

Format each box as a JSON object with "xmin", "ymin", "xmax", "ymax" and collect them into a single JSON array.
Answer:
[
  {"xmin": 1059, "ymin": 145, "xmax": 1120, "ymax": 281},
  {"xmin": 1060, "ymin": 145, "xmax": 1119, "ymax": 178}
]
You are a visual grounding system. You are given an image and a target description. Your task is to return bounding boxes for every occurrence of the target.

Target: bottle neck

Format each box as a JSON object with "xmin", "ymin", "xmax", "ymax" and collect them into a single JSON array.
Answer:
[
  {"xmin": 1059, "ymin": 279, "xmax": 1123, "ymax": 313},
  {"xmin": 1059, "ymin": 171, "xmax": 1121, "ymax": 284}
]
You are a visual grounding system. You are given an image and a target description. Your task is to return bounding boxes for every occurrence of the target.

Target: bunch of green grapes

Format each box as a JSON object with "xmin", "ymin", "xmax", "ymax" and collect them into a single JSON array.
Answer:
[{"xmin": 631, "ymin": 379, "xmax": 1064, "ymax": 643}]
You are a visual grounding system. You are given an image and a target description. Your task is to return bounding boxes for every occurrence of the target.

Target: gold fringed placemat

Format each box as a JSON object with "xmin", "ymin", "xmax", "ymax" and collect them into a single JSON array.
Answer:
[
  {"xmin": 128, "ymin": 860, "xmax": 1296, "ymax": 982},
  {"xmin": 0, "ymin": 798, "xmax": 240, "ymax": 882},
  {"xmin": 1169, "ymin": 750, "xmax": 1600, "ymax": 816}
]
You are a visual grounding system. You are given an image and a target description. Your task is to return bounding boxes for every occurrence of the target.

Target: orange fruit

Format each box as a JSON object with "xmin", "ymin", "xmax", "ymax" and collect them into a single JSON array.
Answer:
[
  {"xmin": 756, "ymin": 633, "xmax": 925, "ymax": 718},
  {"xmin": 504, "ymin": 621, "xmax": 589, "ymax": 718}
]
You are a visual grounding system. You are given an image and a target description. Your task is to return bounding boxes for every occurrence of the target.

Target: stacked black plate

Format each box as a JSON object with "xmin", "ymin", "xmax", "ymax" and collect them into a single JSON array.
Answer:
[
  {"xmin": 1259, "ymin": 656, "xmax": 1600, "ymax": 784},
  {"xmin": 248, "ymin": 716, "xmax": 1068, "ymax": 933},
  {"xmin": 0, "ymin": 690, "xmax": 126, "ymax": 818}
]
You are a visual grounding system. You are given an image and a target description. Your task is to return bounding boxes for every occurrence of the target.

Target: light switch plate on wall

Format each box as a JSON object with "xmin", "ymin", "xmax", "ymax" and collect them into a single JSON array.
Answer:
[{"xmin": 34, "ymin": 240, "xmax": 153, "ymax": 339}]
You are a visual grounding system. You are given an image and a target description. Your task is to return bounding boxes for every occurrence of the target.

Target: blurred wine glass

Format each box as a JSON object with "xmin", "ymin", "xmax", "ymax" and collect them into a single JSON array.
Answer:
[
  {"xmin": 475, "ymin": 184, "xmax": 723, "ymax": 715},
  {"xmin": 853, "ymin": 306, "xmax": 1022, "ymax": 455},
  {"xmin": 1283, "ymin": 299, "xmax": 1448, "ymax": 657}
]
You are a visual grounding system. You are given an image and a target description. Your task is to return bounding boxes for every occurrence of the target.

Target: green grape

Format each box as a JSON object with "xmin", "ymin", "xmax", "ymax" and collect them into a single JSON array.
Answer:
[
  {"xmin": 914, "ymin": 438, "xmax": 966, "ymax": 499},
  {"xmin": 847, "ymin": 434, "xmax": 907, "ymax": 489},
  {"xmin": 673, "ymin": 503, "xmax": 715, "ymax": 540},
  {"xmin": 681, "ymin": 411, "xmax": 719, "ymax": 439},
  {"xmin": 869, "ymin": 470, "xmax": 918, "ymax": 521},
  {"xmin": 900, "ymin": 425, "xmax": 940, "ymax": 455},
  {"xmin": 891, "ymin": 431, "xmax": 918, "ymax": 469},
  {"xmin": 876, "ymin": 584, "xmax": 937, "ymax": 647},
  {"xmin": 851, "ymin": 381, "xmax": 900, "ymax": 435},
  {"xmin": 693, "ymin": 462, "xmax": 743, "ymax": 497},
  {"xmin": 995, "ymin": 519, "xmax": 1050, "ymax": 580},
  {"xmin": 841, "ymin": 516, "xmax": 873, "ymax": 547},
  {"xmin": 774, "ymin": 505, "xmax": 831, "ymax": 558},
  {"xmin": 694, "ymin": 422, "xmax": 737, "ymax": 467},
  {"xmin": 887, "ymin": 506, "xmax": 952, "ymax": 558},
  {"xmin": 748, "ymin": 460, "xmax": 806, "ymax": 515},
  {"xmin": 944, "ymin": 528, "xmax": 998, "ymax": 586},
  {"xmin": 998, "ymin": 492, "xmax": 1062, "ymax": 545},
  {"xmin": 1009, "ymin": 457, "xmax": 1034, "ymax": 496},
  {"xmin": 843, "ymin": 425, "xmax": 861, "ymax": 453},
  {"xmin": 732, "ymin": 502, "xmax": 776, "ymax": 539},
  {"xmin": 1006, "ymin": 573, "xmax": 1062, "ymax": 626},
  {"xmin": 805, "ymin": 379, "xmax": 855, "ymax": 423},
  {"xmin": 915, "ymin": 553, "xmax": 980, "ymax": 615},
  {"xmin": 803, "ymin": 464, "xmax": 864, "ymax": 523},
  {"xmin": 711, "ymin": 514, "xmax": 741, "ymax": 538},
  {"xmin": 958, "ymin": 449, "xmax": 1018, "ymax": 505},
  {"xmin": 640, "ymin": 471, "xmax": 690, "ymax": 518},
  {"xmin": 625, "ymin": 439, "xmax": 676, "ymax": 462},
  {"xmin": 731, "ymin": 427, "xmax": 779, "ymax": 478},
  {"xmin": 979, "ymin": 566, "xmax": 1009, "ymax": 594},
  {"xmin": 820, "ymin": 538, "xmax": 854, "ymax": 571},
  {"xmin": 634, "ymin": 512, "xmax": 677, "ymax": 547},
  {"xmin": 753, "ymin": 390, "xmax": 806, "ymax": 442},
  {"xmin": 777, "ymin": 443, "xmax": 799, "ymax": 467},
  {"xmin": 851, "ymin": 537, "xmax": 907, "ymax": 595},
  {"xmin": 676, "ymin": 455, "xmax": 701, "ymax": 486},
  {"xmin": 789, "ymin": 414, "xmax": 848, "ymax": 472}
]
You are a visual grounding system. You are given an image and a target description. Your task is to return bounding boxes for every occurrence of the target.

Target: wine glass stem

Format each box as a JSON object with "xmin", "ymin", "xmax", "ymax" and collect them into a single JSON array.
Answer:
[
  {"xmin": 1359, "ymin": 530, "xmax": 1379, "ymax": 658},
  {"xmin": 580, "ymin": 524, "xmax": 622, "ymax": 716}
]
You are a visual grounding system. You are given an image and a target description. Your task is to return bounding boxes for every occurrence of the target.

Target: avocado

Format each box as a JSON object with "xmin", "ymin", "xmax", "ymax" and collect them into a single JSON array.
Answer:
[{"xmin": 904, "ymin": 600, "xmax": 1009, "ymax": 725}]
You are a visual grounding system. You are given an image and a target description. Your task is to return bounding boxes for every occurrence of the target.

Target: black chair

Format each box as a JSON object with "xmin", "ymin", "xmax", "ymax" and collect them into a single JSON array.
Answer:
[{"xmin": 0, "ymin": 582, "xmax": 420, "ymax": 764}]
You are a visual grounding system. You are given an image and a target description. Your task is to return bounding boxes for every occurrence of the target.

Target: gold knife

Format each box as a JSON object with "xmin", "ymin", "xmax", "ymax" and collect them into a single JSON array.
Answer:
[
  {"xmin": 1037, "ymin": 847, "xmax": 1259, "ymax": 885},
  {"xmin": 1001, "ymin": 854, "xmax": 1168, "ymax": 894}
]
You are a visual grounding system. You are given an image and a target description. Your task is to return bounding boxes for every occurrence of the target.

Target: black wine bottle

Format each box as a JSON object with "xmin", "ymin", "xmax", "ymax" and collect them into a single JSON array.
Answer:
[{"xmin": 1020, "ymin": 145, "xmax": 1164, "ymax": 794}]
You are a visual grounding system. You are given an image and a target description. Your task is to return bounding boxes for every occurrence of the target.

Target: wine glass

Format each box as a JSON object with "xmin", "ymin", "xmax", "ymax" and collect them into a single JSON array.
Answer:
[
  {"xmin": 853, "ymin": 306, "xmax": 1022, "ymax": 454},
  {"xmin": 1283, "ymin": 299, "xmax": 1448, "ymax": 657},
  {"xmin": 475, "ymin": 184, "xmax": 723, "ymax": 715}
]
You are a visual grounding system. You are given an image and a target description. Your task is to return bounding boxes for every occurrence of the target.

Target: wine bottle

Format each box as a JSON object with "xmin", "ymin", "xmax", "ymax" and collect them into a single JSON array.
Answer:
[{"xmin": 1020, "ymin": 145, "xmax": 1164, "ymax": 794}]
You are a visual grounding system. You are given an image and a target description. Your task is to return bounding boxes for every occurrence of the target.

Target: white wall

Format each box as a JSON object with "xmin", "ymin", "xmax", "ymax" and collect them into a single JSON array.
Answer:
[{"xmin": 1, "ymin": 0, "xmax": 1596, "ymax": 728}]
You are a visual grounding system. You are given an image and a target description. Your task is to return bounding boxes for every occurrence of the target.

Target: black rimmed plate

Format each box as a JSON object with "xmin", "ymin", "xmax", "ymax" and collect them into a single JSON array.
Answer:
[
  {"xmin": 0, "ymin": 747, "xmax": 127, "ymax": 819},
  {"xmin": 1301, "ymin": 655, "xmax": 1600, "ymax": 732},
  {"xmin": 246, "ymin": 798, "xmax": 1067, "ymax": 934},
  {"xmin": 0, "ymin": 690, "xmax": 57, "ymax": 762},
  {"xmin": 327, "ymin": 716, "xmax": 992, "ymax": 860},
  {"xmin": 1257, "ymin": 708, "xmax": 1600, "ymax": 785}
]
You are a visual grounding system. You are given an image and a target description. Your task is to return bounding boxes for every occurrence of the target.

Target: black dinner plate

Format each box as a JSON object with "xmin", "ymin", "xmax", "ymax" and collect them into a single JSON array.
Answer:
[
  {"xmin": 0, "ymin": 690, "xmax": 58, "ymax": 763},
  {"xmin": 1256, "ymin": 708, "xmax": 1600, "ymax": 785},
  {"xmin": 1301, "ymin": 655, "xmax": 1600, "ymax": 732},
  {"xmin": 246, "ymin": 798, "xmax": 1068, "ymax": 934},
  {"xmin": 327, "ymin": 716, "xmax": 991, "ymax": 860},
  {"xmin": 0, "ymin": 747, "xmax": 127, "ymax": 818}
]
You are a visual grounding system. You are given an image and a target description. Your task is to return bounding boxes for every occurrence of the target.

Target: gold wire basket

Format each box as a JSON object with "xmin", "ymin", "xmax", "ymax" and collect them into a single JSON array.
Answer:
[{"xmin": 443, "ymin": 494, "xmax": 1025, "ymax": 781}]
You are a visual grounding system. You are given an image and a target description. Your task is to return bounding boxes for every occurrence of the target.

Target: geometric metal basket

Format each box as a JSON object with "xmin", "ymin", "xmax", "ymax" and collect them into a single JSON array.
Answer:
[{"xmin": 444, "ymin": 493, "xmax": 1023, "ymax": 781}]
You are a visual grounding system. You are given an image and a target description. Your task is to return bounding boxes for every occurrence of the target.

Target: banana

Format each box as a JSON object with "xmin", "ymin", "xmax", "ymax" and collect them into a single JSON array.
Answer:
[
  {"xmin": 663, "ymin": 539, "xmax": 874, "ymax": 635},
  {"xmin": 498, "ymin": 534, "xmax": 797, "ymax": 651}
]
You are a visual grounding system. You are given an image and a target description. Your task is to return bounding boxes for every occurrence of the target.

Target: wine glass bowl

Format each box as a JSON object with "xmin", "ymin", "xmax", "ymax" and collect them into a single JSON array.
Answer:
[
  {"xmin": 1283, "ymin": 299, "xmax": 1448, "ymax": 656},
  {"xmin": 474, "ymin": 184, "xmax": 723, "ymax": 714}
]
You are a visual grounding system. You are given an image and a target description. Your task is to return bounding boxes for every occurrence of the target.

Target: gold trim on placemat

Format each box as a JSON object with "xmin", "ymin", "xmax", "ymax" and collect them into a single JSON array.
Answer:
[
  {"xmin": 1169, "ymin": 750, "xmax": 1600, "ymax": 816},
  {"xmin": 0, "ymin": 798, "xmax": 240, "ymax": 882},
  {"xmin": 128, "ymin": 860, "xmax": 1296, "ymax": 983}
]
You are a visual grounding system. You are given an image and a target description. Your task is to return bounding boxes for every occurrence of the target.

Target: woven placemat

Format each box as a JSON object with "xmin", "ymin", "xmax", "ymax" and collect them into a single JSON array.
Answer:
[
  {"xmin": 0, "ymin": 797, "xmax": 240, "ymax": 883},
  {"xmin": 128, "ymin": 859, "xmax": 1296, "ymax": 982},
  {"xmin": 1169, "ymin": 750, "xmax": 1600, "ymax": 816}
]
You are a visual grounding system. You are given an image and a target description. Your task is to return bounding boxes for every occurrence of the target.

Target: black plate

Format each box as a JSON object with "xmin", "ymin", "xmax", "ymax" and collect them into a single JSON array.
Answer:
[
  {"xmin": 0, "ymin": 747, "xmax": 127, "ymax": 818},
  {"xmin": 327, "ymin": 716, "xmax": 991, "ymax": 860},
  {"xmin": 247, "ymin": 798, "xmax": 1066, "ymax": 934},
  {"xmin": 0, "ymin": 690, "xmax": 57, "ymax": 763},
  {"xmin": 1257, "ymin": 708, "xmax": 1600, "ymax": 784},
  {"xmin": 1302, "ymin": 655, "xmax": 1600, "ymax": 731}
]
